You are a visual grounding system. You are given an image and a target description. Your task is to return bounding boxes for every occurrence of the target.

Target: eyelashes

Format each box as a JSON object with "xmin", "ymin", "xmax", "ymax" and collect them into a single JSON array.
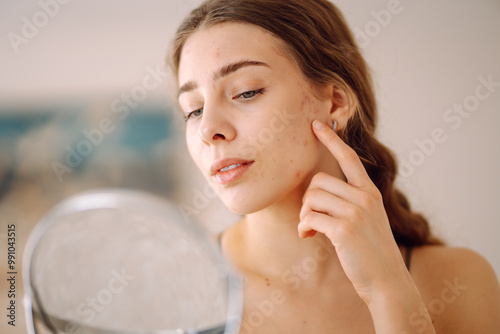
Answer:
[
  {"xmin": 183, "ymin": 88, "xmax": 265, "ymax": 122},
  {"xmin": 184, "ymin": 107, "xmax": 203, "ymax": 122},
  {"xmin": 235, "ymin": 88, "xmax": 265, "ymax": 100}
]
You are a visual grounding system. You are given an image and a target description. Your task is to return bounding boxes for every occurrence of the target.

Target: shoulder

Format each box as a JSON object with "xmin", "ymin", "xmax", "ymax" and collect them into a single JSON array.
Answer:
[
  {"xmin": 411, "ymin": 245, "xmax": 497, "ymax": 277},
  {"xmin": 411, "ymin": 246, "xmax": 498, "ymax": 288},
  {"xmin": 219, "ymin": 218, "xmax": 247, "ymax": 271},
  {"xmin": 410, "ymin": 245, "xmax": 500, "ymax": 332}
]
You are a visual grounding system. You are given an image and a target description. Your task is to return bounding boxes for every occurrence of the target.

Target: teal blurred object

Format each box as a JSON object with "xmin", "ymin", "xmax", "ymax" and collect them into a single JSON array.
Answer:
[
  {"xmin": 120, "ymin": 107, "xmax": 171, "ymax": 150},
  {"xmin": 0, "ymin": 102, "xmax": 177, "ymax": 197},
  {"xmin": 0, "ymin": 109, "xmax": 55, "ymax": 199}
]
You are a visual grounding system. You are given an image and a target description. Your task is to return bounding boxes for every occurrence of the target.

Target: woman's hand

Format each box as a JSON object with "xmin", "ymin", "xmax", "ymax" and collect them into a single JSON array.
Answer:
[
  {"xmin": 298, "ymin": 120, "xmax": 437, "ymax": 333},
  {"xmin": 298, "ymin": 120, "xmax": 414, "ymax": 304},
  {"xmin": 297, "ymin": 120, "xmax": 500, "ymax": 333}
]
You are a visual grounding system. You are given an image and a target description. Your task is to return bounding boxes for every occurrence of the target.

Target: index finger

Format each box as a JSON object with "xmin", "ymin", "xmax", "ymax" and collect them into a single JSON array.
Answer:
[{"xmin": 312, "ymin": 120, "xmax": 371, "ymax": 188}]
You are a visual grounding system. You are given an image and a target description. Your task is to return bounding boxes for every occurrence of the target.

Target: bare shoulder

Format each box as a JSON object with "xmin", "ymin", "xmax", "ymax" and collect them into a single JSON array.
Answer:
[
  {"xmin": 411, "ymin": 245, "xmax": 498, "ymax": 279},
  {"xmin": 410, "ymin": 245, "xmax": 500, "ymax": 332},
  {"xmin": 219, "ymin": 218, "xmax": 247, "ymax": 270}
]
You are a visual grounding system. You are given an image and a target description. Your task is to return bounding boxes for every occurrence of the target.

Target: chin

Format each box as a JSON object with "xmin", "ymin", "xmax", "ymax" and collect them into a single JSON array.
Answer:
[
  {"xmin": 219, "ymin": 181, "xmax": 303, "ymax": 216},
  {"xmin": 221, "ymin": 197, "xmax": 263, "ymax": 216},
  {"xmin": 217, "ymin": 188, "xmax": 274, "ymax": 215}
]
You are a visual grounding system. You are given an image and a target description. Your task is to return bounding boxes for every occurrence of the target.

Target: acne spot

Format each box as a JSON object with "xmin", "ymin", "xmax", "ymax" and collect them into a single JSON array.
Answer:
[
  {"xmin": 303, "ymin": 139, "xmax": 308, "ymax": 146},
  {"xmin": 295, "ymin": 171, "xmax": 301, "ymax": 178},
  {"xmin": 300, "ymin": 95, "xmax": 312, "ymax": 111}
]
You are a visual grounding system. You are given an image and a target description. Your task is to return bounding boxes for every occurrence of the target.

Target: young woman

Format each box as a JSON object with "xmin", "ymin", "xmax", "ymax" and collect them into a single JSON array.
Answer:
[{"xmin": 169, "ymin": 0, "xmax": 500, "ymax": 332}]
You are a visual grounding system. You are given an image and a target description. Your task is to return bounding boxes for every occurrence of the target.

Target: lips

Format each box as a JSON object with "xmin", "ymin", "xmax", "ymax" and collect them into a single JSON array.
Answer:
[{"xmin": 210, "ymin": 158, "xmax": 254, "ymax": 185}]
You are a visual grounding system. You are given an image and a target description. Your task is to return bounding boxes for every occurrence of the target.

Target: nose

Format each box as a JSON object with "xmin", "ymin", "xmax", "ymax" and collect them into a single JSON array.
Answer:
[{"xmin": 198, "ymin": 101, "xmax": 236, "ymax": 144}]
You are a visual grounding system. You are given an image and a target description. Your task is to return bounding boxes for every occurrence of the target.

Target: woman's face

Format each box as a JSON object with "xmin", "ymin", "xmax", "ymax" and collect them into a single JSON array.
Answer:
[{"xmin": 178, "ymin": 22, "xmax": 337, "ymax": 214}]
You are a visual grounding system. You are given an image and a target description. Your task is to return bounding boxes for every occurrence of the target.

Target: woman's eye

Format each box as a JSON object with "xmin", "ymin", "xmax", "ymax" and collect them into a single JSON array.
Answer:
[
  {"xmin": 235, "ymin": 89, "xmax": 265, "ymax": 100},
  {"xmin": 184, "ymin": 89, "xmax": 264, "ymax": 121},
  {"xmin": 184, "ymin": 108, "xmax": 203, "ymax": 122},
  {"xmin": 241, "ymin": 91, "xmax": 257, "ymax": 99}
]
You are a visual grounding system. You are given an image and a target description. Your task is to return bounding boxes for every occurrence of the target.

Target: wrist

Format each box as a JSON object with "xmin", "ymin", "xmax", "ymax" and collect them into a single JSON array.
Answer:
[
  {"xmin": 360, "ymin": 263, "xmax": 415, "ymax": 306},
  {"xmin": 366, "ymin": 276, "xmax": 436, "ymax": 334}
]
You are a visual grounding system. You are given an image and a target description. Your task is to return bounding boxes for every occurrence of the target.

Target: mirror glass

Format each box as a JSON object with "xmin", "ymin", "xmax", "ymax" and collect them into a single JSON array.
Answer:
[{"xmin": 23, "ymin": 189, "xmax": 242, "ymax": 334}]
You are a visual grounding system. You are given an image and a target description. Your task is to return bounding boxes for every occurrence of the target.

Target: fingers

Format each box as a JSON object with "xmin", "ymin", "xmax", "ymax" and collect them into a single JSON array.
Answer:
[
  {"xmin": 298, "ymin": 211, "xmax": 337, "ymax": 239},
  {"xmin": 312, "ymin": 120, "xmax": 371, "ymax": 189},
  {"xmin": 299, "ymin": 186, "xmax": 372, "ymax": 241},
  {"xmin": 299, "ymin": 120, "xmax": 384, "ymax": 240},
  {"xmin": 306, "ymin": 172, "xmax": 378, "ymax": 208},
  {"xmin": 299, "ymin": 187, "xmax": 353, "ymax": 221},
  {"xmin": 298, "ymin": 210, "xmax": 358, "ymax": 241}
]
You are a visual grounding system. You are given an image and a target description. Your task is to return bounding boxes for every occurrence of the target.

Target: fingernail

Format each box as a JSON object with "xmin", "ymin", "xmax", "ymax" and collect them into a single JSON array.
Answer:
[{"xmin": 313, "ymin": 120, "xmax": 325, "ymax": 130}]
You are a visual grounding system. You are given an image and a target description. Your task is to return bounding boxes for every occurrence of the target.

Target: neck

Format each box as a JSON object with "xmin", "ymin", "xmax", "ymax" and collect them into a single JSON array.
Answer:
[{"xmin": 224, "ymin": 183, "xmax": 344, "ymax": 285}]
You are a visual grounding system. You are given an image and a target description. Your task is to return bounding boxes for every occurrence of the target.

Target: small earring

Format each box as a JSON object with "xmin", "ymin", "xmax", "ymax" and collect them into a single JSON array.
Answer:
[{"xmin": 332, "ymin": 120, "xmax": 338, "ymax": 132}]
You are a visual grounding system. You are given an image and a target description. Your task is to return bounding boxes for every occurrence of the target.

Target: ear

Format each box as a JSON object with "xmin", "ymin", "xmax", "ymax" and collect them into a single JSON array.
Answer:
[{"xmin": 328, "ymin": 85, "xmax": 357, "ymax": 131}]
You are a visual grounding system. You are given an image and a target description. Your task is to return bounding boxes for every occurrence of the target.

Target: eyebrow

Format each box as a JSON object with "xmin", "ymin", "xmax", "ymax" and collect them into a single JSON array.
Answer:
[{"xmin": 177, "ymin": 60, "xmax": 270, "ymax": 98}]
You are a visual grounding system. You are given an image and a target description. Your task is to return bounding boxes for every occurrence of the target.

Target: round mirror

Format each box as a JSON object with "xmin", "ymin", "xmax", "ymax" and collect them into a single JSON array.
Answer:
[{"xmin": 22, "ymin": 189, "xmax": 242, "ymax": 334}]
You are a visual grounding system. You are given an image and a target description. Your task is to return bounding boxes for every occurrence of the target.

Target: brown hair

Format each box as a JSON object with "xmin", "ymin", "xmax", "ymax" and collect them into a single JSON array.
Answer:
[{"xmin": 169, "ymin": 0, "xmax": 442, "ymax": 247}]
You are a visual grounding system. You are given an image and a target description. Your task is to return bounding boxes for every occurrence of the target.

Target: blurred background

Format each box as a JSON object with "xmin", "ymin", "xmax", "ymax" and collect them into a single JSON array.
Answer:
[{"xmin": 0, "ymin": 0, "xmax": 499, "ymax": 332}]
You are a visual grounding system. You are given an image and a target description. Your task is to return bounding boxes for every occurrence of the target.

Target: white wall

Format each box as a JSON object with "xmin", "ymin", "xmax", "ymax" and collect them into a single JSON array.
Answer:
[{"xmin": 0, "ymin": 0, "xmax": 498, "ymax": 278}]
